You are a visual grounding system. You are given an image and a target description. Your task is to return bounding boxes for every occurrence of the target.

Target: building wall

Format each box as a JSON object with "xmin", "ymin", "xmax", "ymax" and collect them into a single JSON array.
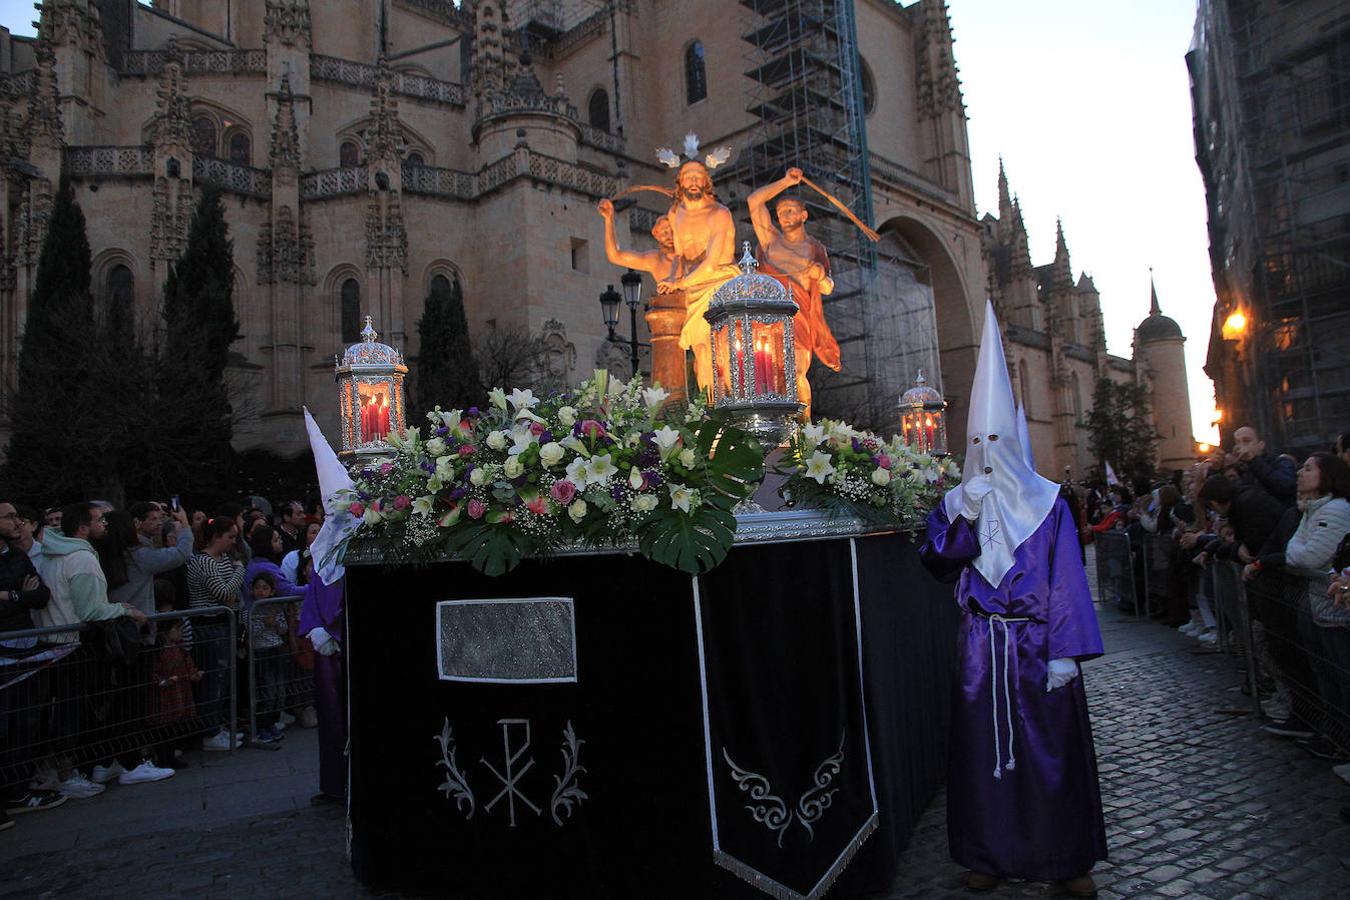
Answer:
[{"xmin": 0, "ymin": 0, "xmax": 990, "ymax": 458}]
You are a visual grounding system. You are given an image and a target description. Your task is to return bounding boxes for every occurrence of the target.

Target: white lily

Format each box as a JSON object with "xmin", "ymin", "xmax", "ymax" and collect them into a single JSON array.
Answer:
[
  {"xmin": 439, "ymin": 408, "xmax": 464, "ymax": 429},
  {"xmin": 412, "ymin": 496, "xmax": 436, "ymax": 516},
  {"xmin": 561, "ymin": 434, "xmax": 590, "ymax": 458},
  {"xmin": 565, "ymin": 456, "xmax": 590, "ymax": 485},
  {"xmin": 508, "ymin": 387, "xmax": 539, "ymax": 413},
  {"xmin": 805, "ymin": 450, "xmax": 835, "ymax": 485},
  {"xmin": 802, "ymin": 423, "xmax": 826, "ymax": 446},
  {"xmin": 435, "ymin": 456, "xmax": 456, "ymax": 480},
  {"xmin": 586, "ymin": 453, "xmax": 618, "ymax": 486},
  {"xmin": 641, "ymin": 386, "xmax": 670, "ymax": 411},
  {"xmin": 507, "ymin": 427, "xmax": 537, "ymax": 456},
  {"xmin": 669, "ymin": 483, "xmax": 694, "ymax": 513},
  {"xmin": 488, "ymin": 387, "xmax": 508, "ymax": 410},
  {"xmin": 629, "ymin": 467, "xmax": 645, "ymax": 490},
  {"xmin": 652, "ymin": 425, "xmax": 681, "ymax": 457}
]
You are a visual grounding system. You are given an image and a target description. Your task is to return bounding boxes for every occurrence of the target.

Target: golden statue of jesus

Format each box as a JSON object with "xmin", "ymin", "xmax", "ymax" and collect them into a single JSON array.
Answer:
[{"xmin": 656, "ymin": 160, "xmax": 740, "ymax": 395}]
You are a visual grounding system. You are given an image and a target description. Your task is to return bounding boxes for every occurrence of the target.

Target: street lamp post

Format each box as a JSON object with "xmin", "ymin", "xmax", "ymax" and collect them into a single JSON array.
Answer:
[{"xmin": 599, "ymin": 269, "xmax": 651, "ymax": 379}]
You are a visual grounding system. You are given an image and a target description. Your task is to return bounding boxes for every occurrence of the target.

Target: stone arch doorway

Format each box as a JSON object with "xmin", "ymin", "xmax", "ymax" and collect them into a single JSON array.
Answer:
[{"xmin": 873, "ymin": 215, "xmax": 976, "ymax": 446}]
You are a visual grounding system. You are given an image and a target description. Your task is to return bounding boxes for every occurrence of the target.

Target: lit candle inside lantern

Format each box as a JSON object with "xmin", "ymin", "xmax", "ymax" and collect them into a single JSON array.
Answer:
[
  {"xmin": 924, "ymin": 414, "xmax": 935, "ymax": 452},
  {"xmin": 753, "ymin": 335, "xmax": 771, "ymax": 395}
]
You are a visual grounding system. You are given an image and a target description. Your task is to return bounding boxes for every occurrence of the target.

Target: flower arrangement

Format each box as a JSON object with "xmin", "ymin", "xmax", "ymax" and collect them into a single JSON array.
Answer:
[
  {"xmin": 779, "ymin": 420, "xmax": 961, "ymax": 525},
  {"xmin": 342, "ymin": 370, "xmax": 764, "ymax": 576}
]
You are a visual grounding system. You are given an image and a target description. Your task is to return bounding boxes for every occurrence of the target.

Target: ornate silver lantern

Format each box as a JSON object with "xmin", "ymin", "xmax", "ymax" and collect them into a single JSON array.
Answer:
[
  {"xmin": 898, "ymin": 369, "xmax": 948, "ymax": 456},
  {"xmin": 704, "ymin": 243, "xmax": 802, "ymax": 445},
  {"xmin": 335, "ymin": 316, "xmax": 408, "ymax": 459}
]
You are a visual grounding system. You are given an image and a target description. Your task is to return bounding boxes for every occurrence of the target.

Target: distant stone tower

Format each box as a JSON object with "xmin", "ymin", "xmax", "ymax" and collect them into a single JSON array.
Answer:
[{"xmin": 1134, "ymin": 275, "xmax": 1193, "ymax": 471}]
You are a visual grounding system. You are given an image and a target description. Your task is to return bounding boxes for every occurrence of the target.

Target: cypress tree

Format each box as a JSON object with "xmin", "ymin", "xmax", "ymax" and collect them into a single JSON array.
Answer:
[
  {"xmin": 2, "ymin": 179, "xmax": 100, "ymax": 504},
  {"xmin": 152, "ymin": 185, "xmax": 240, "ymax": 497},
  {"xmin": 413, "ymin": 276, "xmax": 481, "ymax": 418}
]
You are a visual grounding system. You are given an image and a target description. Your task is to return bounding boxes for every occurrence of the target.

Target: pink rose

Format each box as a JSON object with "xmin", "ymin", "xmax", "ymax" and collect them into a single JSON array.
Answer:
[
  {"xmin": 876, "ymin": 454, "xmax": 892, "ymax": 470},
  {"xmin": 370, "ymin": 499, "xmax": 382, "ymax": 512},
  {"xmin": 348, "ymin": 501, "xmax": 365, "ymax": 517},
  {"xmin": 529, "ymin": 421, "xmax": 546, "ymax": 437},
  {"xmin": 580, "ymin": 420, "xmax": 606, "ymax": 439},
  {"xmin": 379, "ymin": 463, "xmax": 394, "ymax": 476},
  {"xmin": 458, "ymin": 444, "xmax": 476, "ymax": 457},
  {"xmin": 393, "ymin": 495, "xmax": 411, "ymax": 511},
  {"xmin": 549, "ymin": 480, "xmax": 577, "ymax": 504},
  {"xmin": 467, "ymin": 499, "xmax": 487, "ymax": 520},
  {"xmin": 526, "ymin": 495, "xmax": 549, "ymax": 516}
]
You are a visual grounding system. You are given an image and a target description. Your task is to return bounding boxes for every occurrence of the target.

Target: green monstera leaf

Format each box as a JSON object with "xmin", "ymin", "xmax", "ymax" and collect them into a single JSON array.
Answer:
[
  {"xmin": 637, "ymin": 414, "xmax": 764, "ymax": 574},
  {"xmin": 443, "ymin": 521, "xmax": 532, "ymax": 577}
]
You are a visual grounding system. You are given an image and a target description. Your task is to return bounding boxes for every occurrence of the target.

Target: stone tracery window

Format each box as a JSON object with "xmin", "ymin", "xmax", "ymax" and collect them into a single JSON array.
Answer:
[
  {"xmin": 227, "ymin": 130, "xmax": 251, "ymax": 164},
  {"xmin": 340, "ymin": 278, "xmax": 362, "ymax": 344},
  {"xmin": 588, "ymin": 88, "xmax": 610, "ymax": 133},
  {"xmin": 105, "ymin": 264, "xmax": 134, "ymax": 319},
  {"xmin": 685, "ymin": 41, "xmax": 707, "ymax": 105},
  {"xmin": 191, "ymin": 115, "xmax": 218, "ymax": 156},
  {"xmin": 340, "ymin": 140, "xmax": 361, "ymax": 168}
]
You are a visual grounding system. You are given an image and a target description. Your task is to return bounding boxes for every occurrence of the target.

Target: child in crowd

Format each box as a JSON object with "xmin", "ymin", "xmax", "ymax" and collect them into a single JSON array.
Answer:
[
  {"xmin": 249, "ymin": 573, "xmax": 289, "ymax": 743},
  {"xmin": 150, "ymin": 618, "xmax": 200, "ymax": 769}
]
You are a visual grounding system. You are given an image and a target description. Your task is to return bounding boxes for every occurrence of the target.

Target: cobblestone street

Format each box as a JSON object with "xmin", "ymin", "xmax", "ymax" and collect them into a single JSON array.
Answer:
[{"xmin": 5, "ymin": 604, "xmax": 1350, "ymax": 898}]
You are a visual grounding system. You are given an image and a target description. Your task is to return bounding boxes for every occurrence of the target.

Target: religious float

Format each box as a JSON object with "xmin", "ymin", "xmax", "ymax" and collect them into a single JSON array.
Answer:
[{"xmin": 330, "ymin": 155, "xmax": 963, "ymax": 899}]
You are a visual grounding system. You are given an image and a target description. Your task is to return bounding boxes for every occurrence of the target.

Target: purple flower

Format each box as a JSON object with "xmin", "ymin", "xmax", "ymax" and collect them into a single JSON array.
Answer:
[
  {"xmin": 850, "ymin": 437, "xmax": 862, "ymax": 453},
  {"xmin": 511, "ymin": 475, "xmax": 529, "ymax": 489},
  {"xmin": 436, "ymin": 425, "xmax": 449, "ymax": 437},
  {"xmin": 610, "ymin": 485, "xmax": 627, "ymax": 501},
  {"xmin": 357, "ymin": 490, "xmax": 371, "ymax": 502},
  {"xmin": 643, "ymin": 470, "xmax": 664, "ymax": 489},
  {"xmin": 637, "ymin": 449, "xmax": 659, "ymax": 468},
  {"xmin": 539, "ymin": 429, "xmax": 555, "ymax": 444},
  {"xmin": 449, "ymin": 486, "xmax": 468, "ymax": 501},
  {"xmin": 466, "ymin": 406, "xmax": 481, "ymax": 417}
]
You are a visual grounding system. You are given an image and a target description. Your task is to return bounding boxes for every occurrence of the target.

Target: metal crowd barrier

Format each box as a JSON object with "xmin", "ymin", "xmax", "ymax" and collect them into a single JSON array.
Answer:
[
  {"xmin": 243, "ymin": 594, "xmax": 314, "ymax": 745},
  {"xmin": 1238, "ymin": 565, "xmax": 1350, "ymax": 749},
  {"xmin": 0, "ymin": 606, "xmax": 237, "ymax": 790},
  {"xmin": 1093, "ymin": 530, "xmax": 1145, "ymax": 621}
]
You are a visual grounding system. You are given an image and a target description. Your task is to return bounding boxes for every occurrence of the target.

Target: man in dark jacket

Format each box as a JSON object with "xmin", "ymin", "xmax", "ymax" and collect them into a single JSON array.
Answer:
[
  {"xmin": 1228, "ymin": 426, "xmax": 1296, "ymax": 505},
  {"xmin": 0, "ymin": 499, "xmax": 65, "ymax": 821},
  {"xmin": 1198, "ymin": 474, "xmax": 1287, "ymax": 557}
]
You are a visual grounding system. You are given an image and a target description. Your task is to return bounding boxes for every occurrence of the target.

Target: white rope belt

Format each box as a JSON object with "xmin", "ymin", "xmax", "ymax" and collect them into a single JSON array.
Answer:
[{"xmin": 985, "ymin": 613, "xmax": 1031, "ymax": 780}]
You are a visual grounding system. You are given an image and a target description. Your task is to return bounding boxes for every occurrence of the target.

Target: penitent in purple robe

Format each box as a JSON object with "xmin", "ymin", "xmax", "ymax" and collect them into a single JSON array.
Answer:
[
  {"xmin": 920, "ymin": 497, "xmax": 1107, "ymax": 881},
  {"xmin": 299, "ymin": 576, "xmax": 347, "ymax": 800}
]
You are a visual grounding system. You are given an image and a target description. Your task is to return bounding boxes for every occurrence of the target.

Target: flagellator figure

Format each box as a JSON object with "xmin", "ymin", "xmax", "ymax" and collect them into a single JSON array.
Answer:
[{"xmin": 919, "ymin": 301, "xmax": 1107, "ymax": 897}]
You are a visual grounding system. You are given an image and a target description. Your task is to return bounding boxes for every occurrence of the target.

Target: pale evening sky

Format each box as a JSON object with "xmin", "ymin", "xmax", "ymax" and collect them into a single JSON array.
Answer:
[{"xmin": 1, "ymin": 0, "xmax": 1219, "ymax": 442}]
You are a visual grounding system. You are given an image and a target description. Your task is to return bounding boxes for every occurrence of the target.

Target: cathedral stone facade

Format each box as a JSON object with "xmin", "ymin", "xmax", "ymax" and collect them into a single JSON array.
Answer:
[{"xmin": 0, "ymin": 0, "xmax": 1190, "ymax": 475}]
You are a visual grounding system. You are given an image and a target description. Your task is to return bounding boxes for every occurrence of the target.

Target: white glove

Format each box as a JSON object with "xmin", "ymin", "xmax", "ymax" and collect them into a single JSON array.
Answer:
[
  {"xmin": 308, "ymin": 626, "xmax": 340, "ymax": 657},
  {"xmin": 960, "ymin": 475, "xmax": 992, "ymax": 521},
  {"xmin": 1046, "ymin": 657, "xmax": 1078, "ymax": 692}
]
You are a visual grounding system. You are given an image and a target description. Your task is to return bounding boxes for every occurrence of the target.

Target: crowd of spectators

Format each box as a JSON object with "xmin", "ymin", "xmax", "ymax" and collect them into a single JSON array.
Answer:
[
  {"xmin": 1067, "ymin": 427, "xmax": 1350, "ymax": 804},
  {"xmin": 0, "ymin": 494, "xmax": 325, "ymax": 833}
]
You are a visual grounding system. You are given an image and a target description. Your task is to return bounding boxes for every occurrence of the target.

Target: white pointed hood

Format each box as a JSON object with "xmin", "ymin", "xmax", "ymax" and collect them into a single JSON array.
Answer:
[
  {"xmin": 304, "ymin": 407, "xmax": 360, "ymax": 586},
  {"xmin": 944, "ymin": 303, "xmax": 1060, "ymax": 587},
  {"xmin": 1015, "ymin": 403, "xmax": 1035, "ymax": 469}
]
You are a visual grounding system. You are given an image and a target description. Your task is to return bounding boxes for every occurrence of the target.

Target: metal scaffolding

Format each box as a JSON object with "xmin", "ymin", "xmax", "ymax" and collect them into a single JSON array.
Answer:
[
  {"xmin": 1208, "ymin": 1, "xmax": 1350, "ymax": 450},
  {"xmin": 737, "ymin": 0, "xmax": 941, "ymax": 431}
]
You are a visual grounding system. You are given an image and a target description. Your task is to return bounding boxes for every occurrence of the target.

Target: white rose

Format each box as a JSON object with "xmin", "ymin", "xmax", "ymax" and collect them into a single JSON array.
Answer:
[
  {"xmin": 871, "ymin": 467, "xmax": 891, "ymax": 486},
  {"xmin": 486, "ymin": 430, "xmax": 508, "ymax": 451},
  {"xmin": 632, "ymin": 494, "xmax": 659, "ymax": 513},
  {"xmin": 679, "ymin": 448, "xmax": 697, "ymax": 468},
  {"xmin": 568, "ymin": 499, "xmax": 588, "ymax": 522},
  {"xmin": 539, "ymin": 442, "xmax": 565, "ymax": 468},
  {"xmin": 558, "ymin": 406, "xmax": 577, "ymax": 427},
  {"xmin": 363, "ymin": 507, "xmax": 384, "ymax": 526},
  {"xmin": 469, "ymin": 468, "xmax": 488, "ymax": 486},
  {"xmin": 425, "ymin": 437, "xmax": 447, "ymax": 457},
  {"xmin": 503, "ymin": 456, "xmax": 524, "ymax": 479}
]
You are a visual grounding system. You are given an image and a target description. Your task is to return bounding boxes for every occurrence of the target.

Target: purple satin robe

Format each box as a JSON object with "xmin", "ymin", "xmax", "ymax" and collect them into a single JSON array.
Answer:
[
  {"xmin": 920, "ymin": 497, "xmax": 1107, "ymax": 881},
  {"xmin": 299, "ymin": 576, "xmax": 347, "ymax": 800}
]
